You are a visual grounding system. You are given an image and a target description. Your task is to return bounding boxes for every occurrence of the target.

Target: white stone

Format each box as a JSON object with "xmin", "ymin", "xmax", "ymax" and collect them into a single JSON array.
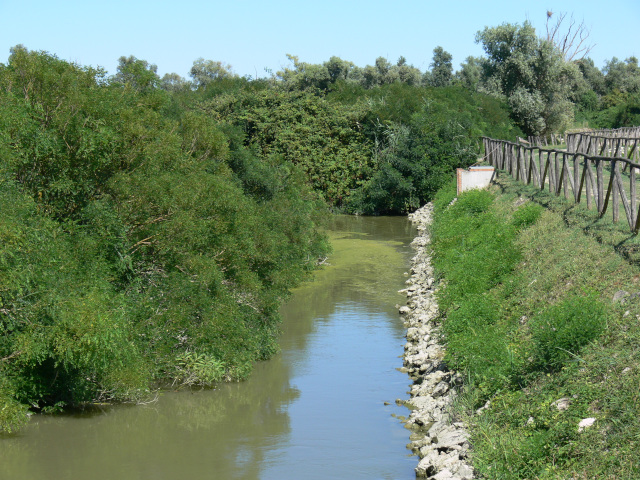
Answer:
[
  {"xmin": 578, "ymin": 417, "xmax": 596, "ymax": 432},
  {"xmin": 404, "ymin": 203, "xmax": 473, "ymax": 480},
  {"xmin": 551, "ymin": 397, "xmax": 571, "ymax": 411}
]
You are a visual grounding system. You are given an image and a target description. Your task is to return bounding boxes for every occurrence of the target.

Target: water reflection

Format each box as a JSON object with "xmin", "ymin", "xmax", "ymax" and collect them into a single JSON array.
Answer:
[
  {"xmin": 1, "ymin": 377, "xmax": 298, "ymax": 480},
  {"xmin": 0, "ymin": 216, "xmax": 416, "ymax": 480}
]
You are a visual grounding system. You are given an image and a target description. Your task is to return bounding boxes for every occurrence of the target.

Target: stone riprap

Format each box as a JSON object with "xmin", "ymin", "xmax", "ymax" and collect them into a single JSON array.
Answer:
[{"xmin": 398, "ymin": 203, "xmax": 474, "ymax": 480}]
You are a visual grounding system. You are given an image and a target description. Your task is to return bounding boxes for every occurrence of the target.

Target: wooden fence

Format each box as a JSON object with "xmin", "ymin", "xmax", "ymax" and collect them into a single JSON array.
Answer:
[
  {"xmin": 482, "ymin": 136, "xmax": 640, "ymax": 232},
  {"xmin": 521, "ymin": 127, "xmax": 640, "ymax": 149},
  {"xmin": 570, "ymin": 126, "xmax": 640, "ymax": 139},
  {"xmin": 567, "ymin": 132, "xmax": 640, "ymax": 159}
]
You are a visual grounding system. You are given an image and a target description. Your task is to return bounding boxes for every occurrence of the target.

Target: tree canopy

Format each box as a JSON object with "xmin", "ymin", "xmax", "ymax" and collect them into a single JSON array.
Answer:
[{"xmin": 475, "ymin": 21, "xmax": 580, "ymax": 135}]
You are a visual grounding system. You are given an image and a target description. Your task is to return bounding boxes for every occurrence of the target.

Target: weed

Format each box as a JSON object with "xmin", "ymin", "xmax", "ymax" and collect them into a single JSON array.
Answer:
[{"xmin": 530, "ymin": 292, "xmax": 607, "ymax": 372}]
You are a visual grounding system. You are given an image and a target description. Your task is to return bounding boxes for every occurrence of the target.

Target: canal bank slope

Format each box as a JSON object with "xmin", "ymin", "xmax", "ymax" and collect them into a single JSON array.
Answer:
[{"xmin": 399, "ymin": 203, "xmax": 474, "ymax": 480}]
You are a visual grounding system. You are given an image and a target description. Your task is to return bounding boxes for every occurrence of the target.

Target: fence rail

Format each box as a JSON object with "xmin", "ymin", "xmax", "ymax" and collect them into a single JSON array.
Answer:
[
  {"xmin": 522, "ymin": 127, "xmax": 640, "ymax": 149},
  {"xmin": 483, "ymin": 136, "xmax": 640, "ymax": 232},
  {"xmin": 566, "ymin": 133, "xmax": 640, "ymax": 159},
  {"xmin": 571, "ymin": 126, "xmax": 640, "ymax": 139}
]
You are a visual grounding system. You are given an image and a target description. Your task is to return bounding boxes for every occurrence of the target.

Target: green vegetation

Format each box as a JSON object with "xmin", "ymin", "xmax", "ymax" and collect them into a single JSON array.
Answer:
[
  {"xmin": 0, "ymin": 47, "xmax": 330, "ymax": 432},
  {"xmin": 455, "ymin": 16, "xmax": 640, "ymax": 134},
  {"xmin": 0, "ymin": 43, "xmax": 517, "ymax": 433},
  {"xmin": 331, "ymin": 83, "xmax": 519, "ymax": 214},
  {"xmin": 474, "ymin": 21, "xmax": 579, "ymax": 135},
  {"xmin": 430, "ymin": 175, "xmax": 640, "ymax": 478},
  {"xmin": 261, "ymin": 17, "xmax": 640, "ymax": 137},
  {"xmin": 574, "ymin": 56, "xmax": 640, "ymax": 129},
  {"xmin": 1, "ymin": 9, "xmax": 638, "ymax": 443}
]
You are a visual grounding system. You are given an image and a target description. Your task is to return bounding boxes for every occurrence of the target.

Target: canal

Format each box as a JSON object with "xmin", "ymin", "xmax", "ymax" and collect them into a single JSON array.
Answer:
[{"xmin": 0, "ymin": 215, "xmax": 417, "ymax": 480}]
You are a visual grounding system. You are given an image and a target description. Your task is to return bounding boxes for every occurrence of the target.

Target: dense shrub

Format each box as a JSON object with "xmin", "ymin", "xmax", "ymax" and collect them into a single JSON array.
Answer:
[
  {"xmin": 337, "ymin": 84, "xmax": 521, "ymax": 214},
  {"xmin": 512, "ymin": 202, "xmax": 543, "ymax": 229},
  {"xmin": 0, "ymin": 49, "xmax": 330, "ymax": 432},
  {"xmin": 204, "ymin": 81, "xmax": 521, "ymax": 215},
  {"xmin": 531, "ymin": 292, "xmax": 607, "ymax": 371},
  {"xmin": 200, "ymin": 88, "xmax": 372, "ymax": 207}
]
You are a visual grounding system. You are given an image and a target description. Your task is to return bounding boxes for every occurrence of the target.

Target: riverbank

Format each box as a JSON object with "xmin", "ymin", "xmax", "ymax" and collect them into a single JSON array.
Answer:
[
  {"xmin": 399, "ymin": 203, "xmax": 474, "ymax": 480},
  {"xmin": 412, "ymin": 178, "xmax": 640, "ymax": 478}
]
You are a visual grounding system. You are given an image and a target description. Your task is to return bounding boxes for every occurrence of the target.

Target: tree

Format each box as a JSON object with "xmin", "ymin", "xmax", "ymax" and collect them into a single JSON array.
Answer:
[
  {"xmin": 356, "ymin": 58, "xmax": 399, "ymax": 89},
  {"xmin": 276, "ymin": 54, "xmax": 332, "ymax": 91},
  {"xmin": 361, "ymin": 64, "xmax": 380, "ymax": 89},
  {"xmin": 396, "ymin": 56, "xmax": 422, "ymax": 86},
  {"xmin": 429, "ymin": 46, "xmax": 453, "ymax": 87},
  {"xmin": 455, "ymin": 56, "xmax": 483, "ymax": 91},
  {"xmin": 324, "ymin": 56, "xmax": 354, "ymax": 83},
  {"xmin": 545, "ymin": 11, "xmax": 593, "ymax": 61},
  {"xmin": 375, "ymin": 57, "xmax": 399, "ymax": 85},
  {"xmin": 189, "ymin": 58, "xmax": 235, "ymax": 88},
  {"xmin": 603, "ymin": 56, "xmax": 640, "ymax": 94},
  {"xmin": 161, "ymin": 72, "xmax": 190, "ymax": 92},
  {"xmin": 475, "ymin": 22, "xmax": 578, "ymax": 135},
  {"xmin": 113, "ymin": 55, "xmax": 160, "ymax": 92},
  {"xmin": 576, "ymin": 58, "xmax": 606, "ymax": 95}
]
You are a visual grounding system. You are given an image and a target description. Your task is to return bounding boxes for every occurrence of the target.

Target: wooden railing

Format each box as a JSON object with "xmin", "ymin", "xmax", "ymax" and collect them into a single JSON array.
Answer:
[
  {"xmin": 570, "ymin": 126, "xmax": 640, "ymax": 139},
  {"xmin": 521, "ymin": 127, "xmax": 640, "ymax": 150},
  {"xmin": 483, "ymin": 136, "xmax": 640, "ymax": 232},
  {"xmin": 567, "ymin": 132, "xmax": 640, "ymax": 159}
]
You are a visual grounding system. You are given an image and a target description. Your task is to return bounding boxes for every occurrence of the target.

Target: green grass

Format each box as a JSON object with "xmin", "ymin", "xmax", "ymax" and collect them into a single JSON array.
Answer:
[{"xmin": 431, "ymin": 176, "xmax": 640, "ymax": 479}]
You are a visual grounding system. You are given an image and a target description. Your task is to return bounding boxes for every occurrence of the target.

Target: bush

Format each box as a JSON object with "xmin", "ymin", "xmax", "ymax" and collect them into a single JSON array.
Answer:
[
  {"xmin": 173, "ymin": 351, "xmax": 226, "ymax": 387},
  {"xmin": 0, "ymin": 49, "xmax": 331, "ymax": 431},
  {"xmin": 531, "ymin": 292, "xmax": 607, "ymax": 371},
  {"xmin": 0, "ymin": 377, "xmax": 29, "ymax": 434},
  {"xmin": 512, "ymin": 203, "xmax": 543, "ymax": 229},
  {"xmin": 454, "ymin": 189, "xmax": 494, "ymax": 215}
]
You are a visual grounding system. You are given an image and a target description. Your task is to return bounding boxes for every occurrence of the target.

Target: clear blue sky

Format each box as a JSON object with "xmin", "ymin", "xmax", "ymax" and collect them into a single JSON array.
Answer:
[{"xmin": 1, "ymin": 0, "xmax": 638, "ymax": 79}]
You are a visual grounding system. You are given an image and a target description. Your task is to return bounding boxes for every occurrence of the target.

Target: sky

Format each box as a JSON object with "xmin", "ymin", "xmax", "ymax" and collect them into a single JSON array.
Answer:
[{"xmin": 1, "ymin": 0, "xmax": 638, "ymax": 80}]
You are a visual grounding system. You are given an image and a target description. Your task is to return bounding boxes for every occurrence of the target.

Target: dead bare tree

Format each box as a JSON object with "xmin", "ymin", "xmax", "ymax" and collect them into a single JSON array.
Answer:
[{"xmin": 546, "ymin": 11, "xmax": 595, "ymax": 62}]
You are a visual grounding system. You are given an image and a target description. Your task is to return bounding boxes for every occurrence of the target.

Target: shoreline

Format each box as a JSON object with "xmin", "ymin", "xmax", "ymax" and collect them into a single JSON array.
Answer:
[{"xmin": 398, "ymin": 203, "xmax": 474, "ymax": 480}]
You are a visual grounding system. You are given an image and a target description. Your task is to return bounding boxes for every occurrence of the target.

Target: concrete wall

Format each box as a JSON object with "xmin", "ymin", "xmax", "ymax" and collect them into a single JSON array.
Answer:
[{"xmin": 456, "ymin": 166, "xmax": 495, "ymax": 196}]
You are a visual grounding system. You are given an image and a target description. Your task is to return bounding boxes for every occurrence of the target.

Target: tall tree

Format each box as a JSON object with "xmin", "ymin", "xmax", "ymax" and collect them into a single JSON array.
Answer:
[
  {"xmin": 113, "ymin": 55, "xmax": 160, "ymax": 92},
  {"xmin": 276, "ymin": 54, "xmax": 332, "ymax": 91},
  {"xmin": 160, "ymin": 72, "xmax": 190, "ymax": 92},
  {"xmin": 456, "ymin": 56, "xmax": 483, "ymax": 91},
  {"xmin": 396, "ymin": 56, "xmax": 422, "ymax": 86},
  {"xmin": 429, "ymin": 46, "xmax": 453, "ymax": 87},
  {"xmin": 545, "ymin": 11, "xmax": 593, "ymax": 61},
  {"xmin": 476, "ymin": 22, "xmax": 579, "ymax": 135},
  {"xmin": 324, "ymin": 56, "xmax": 354, "ymax": 83},
  {"xmin": 576, "ymin": 58, "xmax": 606, "ymax": 95},
  {"xmin": 603, "ymin": 56, "xmax": 640, "ymax": 94},
  {"xmin": 189, "ymin": 58, "xmax": 235, "ymax": 88}
]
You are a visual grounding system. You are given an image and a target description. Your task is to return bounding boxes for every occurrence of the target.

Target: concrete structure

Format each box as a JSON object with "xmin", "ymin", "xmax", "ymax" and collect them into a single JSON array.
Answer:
[{"xmin": 456, "ymin": 166, "xmax": 495, "ymax": 196}]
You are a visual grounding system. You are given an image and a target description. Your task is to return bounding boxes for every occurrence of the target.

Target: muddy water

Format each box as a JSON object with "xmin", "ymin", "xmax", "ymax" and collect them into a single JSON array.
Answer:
[{"xmin": 0, "ymin": 215, "xmax": 416, "ymax": 480}]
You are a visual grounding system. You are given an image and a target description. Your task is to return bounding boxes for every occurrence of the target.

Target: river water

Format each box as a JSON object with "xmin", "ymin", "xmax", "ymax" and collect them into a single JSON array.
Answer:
[{"xmin": 0, "ymin": 215, "xmax": 417, "ymax": 480}]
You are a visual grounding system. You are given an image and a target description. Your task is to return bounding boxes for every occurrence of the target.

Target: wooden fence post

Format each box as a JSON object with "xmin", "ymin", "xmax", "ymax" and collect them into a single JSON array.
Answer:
[
  {"xmin": 584, "ymin": 156, "xmax": 591, "ymax": 208},
  {"xmin": 631, "ymin": 166, "xmax": 636, "ymax": 226},
  {"xmin": 612, "ymin": 160, "xmax": 620, "ymax": 223}
]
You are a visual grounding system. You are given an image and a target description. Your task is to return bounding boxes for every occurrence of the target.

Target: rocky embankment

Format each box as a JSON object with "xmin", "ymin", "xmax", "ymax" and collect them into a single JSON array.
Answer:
[{"xmin": 398, "ymin": 203, "xmax": 474, "ymax": 480}]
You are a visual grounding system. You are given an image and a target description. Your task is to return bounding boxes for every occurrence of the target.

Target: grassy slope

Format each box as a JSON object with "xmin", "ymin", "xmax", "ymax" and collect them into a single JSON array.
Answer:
[{"xmin": 431, "ymin": 172, "xmax": 640, "ymax": 479}]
